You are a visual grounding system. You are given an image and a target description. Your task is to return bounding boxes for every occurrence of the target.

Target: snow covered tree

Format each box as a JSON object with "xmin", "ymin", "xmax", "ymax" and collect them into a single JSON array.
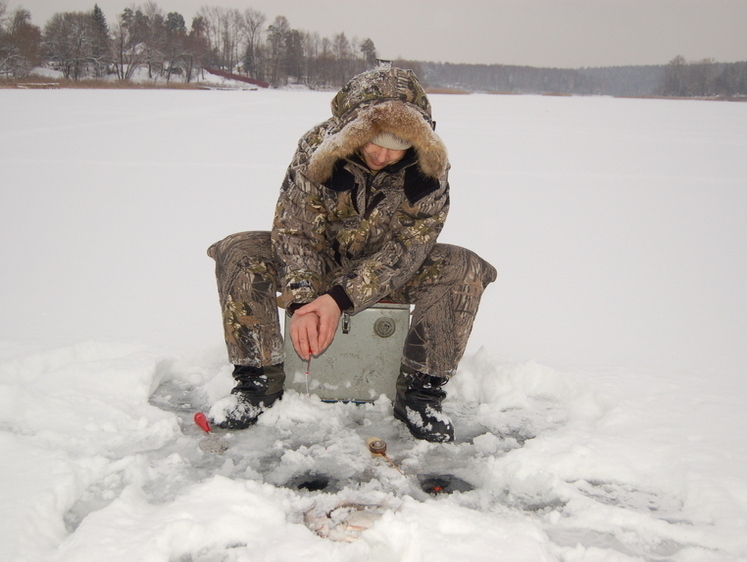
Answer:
[{"xmin": 44, "ymin": 11, "xmax": 101, "ymax": 80}]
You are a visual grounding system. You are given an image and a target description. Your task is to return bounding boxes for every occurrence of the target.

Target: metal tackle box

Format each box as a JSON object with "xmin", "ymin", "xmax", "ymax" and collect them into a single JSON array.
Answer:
[{"xmin": 283, "ymin": 302, "xmax": 411, "ymax": 402}]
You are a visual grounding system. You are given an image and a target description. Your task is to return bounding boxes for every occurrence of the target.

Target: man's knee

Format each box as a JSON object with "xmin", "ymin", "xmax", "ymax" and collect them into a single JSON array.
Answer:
[
  {"xmin": 437, "ymin": 244, "xmax": 497, "ymax": 288},
  {"xmin": 207, "ymin": 231, "xmax": 272, "ymax": 264},
  {"xmin": 466, "ymin": 248, "xmax": 497, "ymax": 287}
]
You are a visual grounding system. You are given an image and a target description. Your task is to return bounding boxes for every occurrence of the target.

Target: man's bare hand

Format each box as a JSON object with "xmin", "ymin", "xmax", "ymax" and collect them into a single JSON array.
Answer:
[{"xmin": 289, "ymin": 294, "xmax": 342, "ymax": 360}]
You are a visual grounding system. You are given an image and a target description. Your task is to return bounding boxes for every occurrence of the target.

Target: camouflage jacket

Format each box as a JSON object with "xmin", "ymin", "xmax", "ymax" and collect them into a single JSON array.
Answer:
[{"xmin": 272, "ymin": 67, "xmax": 450, "ymax": 314}]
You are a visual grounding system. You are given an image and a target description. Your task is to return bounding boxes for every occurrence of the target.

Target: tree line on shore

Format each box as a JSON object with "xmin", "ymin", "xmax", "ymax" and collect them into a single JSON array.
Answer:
[
  {"xmin": 0, "ymin": 1, "xmax": 377, "ymax": 87},
  {"xmin": 413, "ymin": 58, "xmax": 747, "ymax": 97},
  {"xmin": 1, "ymin": 1, "xmax": 745, "ymax": 97}
]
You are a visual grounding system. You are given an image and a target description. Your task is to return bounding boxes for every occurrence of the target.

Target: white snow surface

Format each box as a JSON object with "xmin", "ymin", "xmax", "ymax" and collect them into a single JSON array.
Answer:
[{"xmin": 1, "ymin": 88, "xmax": 746, "ymax": 561}]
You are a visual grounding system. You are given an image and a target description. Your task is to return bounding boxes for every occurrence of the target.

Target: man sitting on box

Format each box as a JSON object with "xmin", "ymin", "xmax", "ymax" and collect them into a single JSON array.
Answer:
[{"xmin": 207, "ymin": 63, "xmax": 496, "ymax": 443}]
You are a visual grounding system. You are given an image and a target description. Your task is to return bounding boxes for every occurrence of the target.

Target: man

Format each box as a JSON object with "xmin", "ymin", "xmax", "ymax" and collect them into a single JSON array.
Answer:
[{"xmin": 208, "ymin": 63, "xmax": 496, "ymax": 443}]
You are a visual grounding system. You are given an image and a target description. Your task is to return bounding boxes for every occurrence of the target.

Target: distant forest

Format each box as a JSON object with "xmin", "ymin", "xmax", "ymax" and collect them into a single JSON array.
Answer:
[
  {"xmin": 413, "ymin": 58, "xmax": 747, "ymax": 98},
  {"xmin": 1, "ymin": 1, "xmax": 745, "ymax": 97}
]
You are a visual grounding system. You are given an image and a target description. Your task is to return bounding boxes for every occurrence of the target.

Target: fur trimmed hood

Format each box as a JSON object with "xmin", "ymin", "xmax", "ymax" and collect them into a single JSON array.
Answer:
[{"xmin": 306, "ymin": 66, "xmax": 448, "ymax": 183}]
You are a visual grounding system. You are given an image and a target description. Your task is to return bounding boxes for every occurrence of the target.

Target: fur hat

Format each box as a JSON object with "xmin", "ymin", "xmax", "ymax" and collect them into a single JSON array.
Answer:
[{"xmin": 306, "ymin": 66, "xmax": 448, "ymax": 183}]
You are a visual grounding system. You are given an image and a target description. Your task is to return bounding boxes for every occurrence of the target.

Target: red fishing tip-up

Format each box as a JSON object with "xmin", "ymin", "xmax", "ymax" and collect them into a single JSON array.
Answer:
[{"xmin": 194, "ymin": 412, "xmax": 211, "ymax": 433}]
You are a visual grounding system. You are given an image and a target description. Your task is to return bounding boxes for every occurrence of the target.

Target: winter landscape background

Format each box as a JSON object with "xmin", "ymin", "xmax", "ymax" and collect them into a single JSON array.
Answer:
[{"xmin": 1, "ymin": 86, "xmax": 745, "ymax": 561}]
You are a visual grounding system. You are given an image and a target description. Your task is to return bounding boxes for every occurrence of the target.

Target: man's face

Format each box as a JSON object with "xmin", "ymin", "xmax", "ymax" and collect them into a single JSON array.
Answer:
[{"xmin": 360, "ymin": 143, "xmax": 407, "ymax": 171}]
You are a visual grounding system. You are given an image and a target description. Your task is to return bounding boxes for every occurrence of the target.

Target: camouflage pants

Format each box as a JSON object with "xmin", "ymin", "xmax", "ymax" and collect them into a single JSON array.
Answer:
[{"xmin": 208, "ymin": 231, "xmax": 496, "ymax": 379}]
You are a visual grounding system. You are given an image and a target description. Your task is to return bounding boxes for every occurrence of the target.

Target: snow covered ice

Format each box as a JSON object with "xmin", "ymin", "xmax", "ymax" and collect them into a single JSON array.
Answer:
[{"xmin": 1, "ymin": 87, "xmax": 746, "ymax": 561}]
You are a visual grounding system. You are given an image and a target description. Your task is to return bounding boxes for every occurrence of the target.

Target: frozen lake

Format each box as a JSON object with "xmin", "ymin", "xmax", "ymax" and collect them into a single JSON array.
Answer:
[{"xmin": 0, "ymin": 88, "xmax": 745, "ymax": 561}]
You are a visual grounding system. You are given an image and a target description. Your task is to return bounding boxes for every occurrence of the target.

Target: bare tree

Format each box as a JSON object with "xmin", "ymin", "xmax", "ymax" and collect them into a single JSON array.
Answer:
[
  {"xmin": 332, "ymin": 32, "xmax": 353, "ymax": 85},
  {"xmin": 300, "ymin": 30, "xmax": 320, "ymax": 86},
  {"xmin": 197, "ymin": 6, "xmax": 244, "ymax": 71},
  {"xmin": 316, "ymin": 35, "xmax": 334, "ymax": 87},
  {"xmin": 266, "ymin": 15, "xmax": 290, "ymax": 85},
  {"xmin": 0, "ymin": 6, "xmax": 41, "ymax": 77},
  {"xmin": 111, "ymin": 7, "xmax": 150, "ymax": 80},
  {"xmin": 195, "ymin": 6, "xmax": 221, "ymax": 66},
  {"xmin": 139, "ymin": 2, "xmax": 166, "ymax": 79},
  {"xmin": 222, "ymin": 9, "xmax": 244, "ymax": 71},
  {"xmin": 44, "ymin": 12, "xmax": 101, "ymax": 80},
  {"xmin": 242, "ymin": 7, "xmax": 265, "ymax": 79}
]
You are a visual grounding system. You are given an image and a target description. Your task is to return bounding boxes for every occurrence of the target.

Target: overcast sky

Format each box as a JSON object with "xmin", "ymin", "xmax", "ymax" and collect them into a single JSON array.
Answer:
[{"xmin": 13, "ymin": 0, "xmax": 747, "ymax": 68}]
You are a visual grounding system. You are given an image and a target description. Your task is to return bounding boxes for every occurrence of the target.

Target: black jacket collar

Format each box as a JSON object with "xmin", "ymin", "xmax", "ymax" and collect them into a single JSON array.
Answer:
[{"xmin": 323, "ymin": 148, "xmax": 441, "ymax": 204}]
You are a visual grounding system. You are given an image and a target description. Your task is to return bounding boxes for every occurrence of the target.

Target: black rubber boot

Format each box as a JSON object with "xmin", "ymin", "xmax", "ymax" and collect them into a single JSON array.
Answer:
[
  {"xmin": 214, "ymin": 364, "xmax": 285, "ymax": 429},
  {"xmin": 393, "ymin": 368, "xmax": 454, "ymax": 443}
]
